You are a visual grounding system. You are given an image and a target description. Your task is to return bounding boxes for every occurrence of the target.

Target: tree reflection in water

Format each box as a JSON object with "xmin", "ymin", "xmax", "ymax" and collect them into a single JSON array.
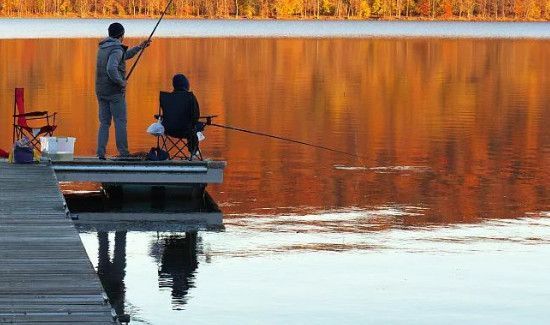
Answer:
[{"xmin": 97, "ymin": 231, "xmax": 200, "ymax": 316}]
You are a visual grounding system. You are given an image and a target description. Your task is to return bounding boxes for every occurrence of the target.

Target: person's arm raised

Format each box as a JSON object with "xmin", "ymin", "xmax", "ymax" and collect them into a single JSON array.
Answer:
[{"xmin": 125, "ymin": 40, "xmax": 152, "ymax": 60}]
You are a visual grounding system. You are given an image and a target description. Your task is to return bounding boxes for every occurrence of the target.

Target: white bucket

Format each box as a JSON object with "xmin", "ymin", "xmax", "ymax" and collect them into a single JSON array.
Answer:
[{"xmin": 40, "ymin": 137, "xmax": 76, "ymax": 161}]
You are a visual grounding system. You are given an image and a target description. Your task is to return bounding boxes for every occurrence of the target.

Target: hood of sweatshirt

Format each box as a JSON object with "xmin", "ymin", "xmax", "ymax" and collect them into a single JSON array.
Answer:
[{"xmin": 98, "ymin": 37, "xmax": 127, "ymax": 51}]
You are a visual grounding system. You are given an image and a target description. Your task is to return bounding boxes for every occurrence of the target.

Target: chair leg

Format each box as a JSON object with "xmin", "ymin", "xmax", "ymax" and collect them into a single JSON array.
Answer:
[
  {"xmin": 13, "ymin": 94, "xmax": 17, "ymax": 145},
  {"xmin": 197, "ymin": 148, "xmax": 203, "ymax": 161},
  {"xmin": 159, "ymin": 136, "xmax": 170, "ymax": 159},
  {"xmin": 162, "ymin": 136, "xmax": 192, "ymax": 160}
]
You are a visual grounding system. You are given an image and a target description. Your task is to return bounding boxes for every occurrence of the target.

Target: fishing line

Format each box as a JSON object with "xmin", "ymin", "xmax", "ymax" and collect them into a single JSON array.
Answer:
[
  {"xmin": 126, "ymin": 0, "xmax": 174, "ymax": 80},
  {"xmin": 209, "ymin": 123, "xmax": 366, "ymax": 160}
]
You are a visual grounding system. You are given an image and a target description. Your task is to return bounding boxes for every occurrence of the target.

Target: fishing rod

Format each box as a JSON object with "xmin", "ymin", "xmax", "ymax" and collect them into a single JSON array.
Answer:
[
  {"xmin": 126, "ymin": 0, "xmax": 174, "ymax": 80},
  {"xmin": 209, "ymin": 122, "xmax": 366, "ymax": 159}
]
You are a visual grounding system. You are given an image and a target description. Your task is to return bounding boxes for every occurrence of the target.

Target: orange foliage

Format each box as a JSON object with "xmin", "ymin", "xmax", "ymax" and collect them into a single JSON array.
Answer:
[
  {"xmin": 0, "ymin": 0, "xmax": 548, "ymax": 19},
  {"xmin": 442, "ymin": 0, "xmax": 453, "ymax": 18},
  {"xmin": 418, "ymin": 0, "xmax": 431, "ymax": 16}
]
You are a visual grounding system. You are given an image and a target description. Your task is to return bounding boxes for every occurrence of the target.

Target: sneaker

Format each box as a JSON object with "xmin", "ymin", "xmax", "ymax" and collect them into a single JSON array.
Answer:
[{"xmin": 189, "ymin": 153, "xmax": 202, "ymax": 161}]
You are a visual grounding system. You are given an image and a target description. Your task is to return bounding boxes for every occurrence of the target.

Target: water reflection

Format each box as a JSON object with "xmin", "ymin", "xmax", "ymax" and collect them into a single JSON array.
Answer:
[
  {"xmin": 153, "ymin": 233, "xmax": 199, "ymax": 309},
  {"xmin": 97, "ymin": 231, "xmax": 127, "ymax": 317},
  {"xmin": 80, "ymin": 215, "xmax": 550, "ymax": 324},
  {"xmin": 7, "ymin": 33, "xmax": 549, "ymax": 324},
  {"xmin": 96, "ymin": 231, "xmax": 200, "ymax": 316},
  {"xmin": 1, "ymin": 37, "xmax": 547, "ymax": 225}
]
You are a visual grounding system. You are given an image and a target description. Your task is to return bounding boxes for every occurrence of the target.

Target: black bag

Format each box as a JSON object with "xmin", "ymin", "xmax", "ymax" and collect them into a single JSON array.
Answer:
[{"xmin": 146, "ymin": 147, "xmax": 169, "ymax": 161}]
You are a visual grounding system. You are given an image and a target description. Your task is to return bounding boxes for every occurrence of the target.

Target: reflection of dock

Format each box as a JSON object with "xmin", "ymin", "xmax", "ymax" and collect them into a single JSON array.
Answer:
[
  {"xmin": 0, "ymin": 163, "xmax": 115, "ymax": 323},
  {"xmin": 68, "ymin": 182, "xmax": 224, "ymax": 229},
  {"xmin": 74, "ymin": 210, "xmax": 223, "ymax": 231}
]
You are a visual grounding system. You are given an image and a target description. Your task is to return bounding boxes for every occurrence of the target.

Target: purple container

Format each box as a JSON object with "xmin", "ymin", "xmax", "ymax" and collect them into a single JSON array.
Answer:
[{"xmin": 13, "ymin": 146, "xmax": 34, "ymax": 164}]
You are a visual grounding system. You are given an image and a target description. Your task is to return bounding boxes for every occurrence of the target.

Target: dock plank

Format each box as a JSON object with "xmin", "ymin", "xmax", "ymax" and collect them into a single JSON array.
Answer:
[{"xmin": 0, "ymin": 163, "xmax": 115, "ymax": 324}]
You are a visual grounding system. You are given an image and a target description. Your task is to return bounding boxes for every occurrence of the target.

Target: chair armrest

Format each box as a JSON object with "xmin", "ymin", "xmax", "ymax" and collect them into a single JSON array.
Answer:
[
  {"xmin": 17, "ymin": 112, "xmax": 57, "ymax": 123},
  {"xmin": 199, "ymin": 115, "xmax": 218, "ymax": 125},
  {"xmin": 13, "ymin": 111, "xmax": 48, "ymax": 118}
]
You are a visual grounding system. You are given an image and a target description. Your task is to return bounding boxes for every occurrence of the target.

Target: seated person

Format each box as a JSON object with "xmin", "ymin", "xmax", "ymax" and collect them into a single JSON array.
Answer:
[{"xmin": 161, "ymin": 74, "xmax": 201, "ymax": 158}]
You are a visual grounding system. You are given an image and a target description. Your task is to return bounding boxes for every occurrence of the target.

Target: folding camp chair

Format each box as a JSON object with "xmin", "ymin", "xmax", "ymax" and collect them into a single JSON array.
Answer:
[
  {"xmin": 156, "ymin": 91, "xmax": 215, "ymax": 160},
  {"xmin": 12, "ymin": 88, "xmax": 57, "ymax": 150}
]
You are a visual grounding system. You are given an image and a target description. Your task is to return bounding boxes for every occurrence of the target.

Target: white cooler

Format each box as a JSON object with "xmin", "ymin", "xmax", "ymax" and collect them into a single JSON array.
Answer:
[{"xmin": 40, "ymin": 137, "xmax": 76, "ymax": 161}]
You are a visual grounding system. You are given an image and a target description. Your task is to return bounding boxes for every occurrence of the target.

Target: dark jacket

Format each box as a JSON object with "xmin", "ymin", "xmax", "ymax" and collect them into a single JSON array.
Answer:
[
  {"xmin": 160, "ymin": 90, "xmax": 200, "ymax": 139},
  {"xmin": 181, "ymin": 90, "xmax": 201, "ymax": 134},
  {"xmin": 95, "ymin": 37, "xmax": 141, "ymax": 97},
  {"xmin": 175, "ymin": 90, "xmax": 200, "ymax": 128}
]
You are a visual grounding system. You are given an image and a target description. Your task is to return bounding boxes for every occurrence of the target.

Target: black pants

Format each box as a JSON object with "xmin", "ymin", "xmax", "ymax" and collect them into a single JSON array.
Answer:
[{"xmin": 186, "ymin": 132, "xmax": 198, "ymax": 155}]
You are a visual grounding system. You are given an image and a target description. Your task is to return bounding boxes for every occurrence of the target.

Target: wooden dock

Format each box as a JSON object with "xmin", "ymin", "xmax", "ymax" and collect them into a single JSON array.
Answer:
[{"xmin": 0, "ymin": 163, "xmax": 116, "ymax": 323}]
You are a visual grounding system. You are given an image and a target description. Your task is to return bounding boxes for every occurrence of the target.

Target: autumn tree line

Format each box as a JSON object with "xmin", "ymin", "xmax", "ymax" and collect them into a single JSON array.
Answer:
[{"xmin": 0, "ymin": 0, "xmax": 548, "ymax": 20}]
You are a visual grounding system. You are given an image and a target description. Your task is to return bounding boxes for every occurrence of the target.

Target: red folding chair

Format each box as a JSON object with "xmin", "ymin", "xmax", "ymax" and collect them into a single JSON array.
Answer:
[{"xmin": 12, "ymin": 88, "xmax": 57, "ymax": 150}]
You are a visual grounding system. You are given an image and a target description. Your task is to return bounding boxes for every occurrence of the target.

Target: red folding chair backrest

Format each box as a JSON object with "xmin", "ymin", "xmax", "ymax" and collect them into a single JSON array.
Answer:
[{"xmin": 14, "ymin": 88, "xmax": 29, "ymax": 128}]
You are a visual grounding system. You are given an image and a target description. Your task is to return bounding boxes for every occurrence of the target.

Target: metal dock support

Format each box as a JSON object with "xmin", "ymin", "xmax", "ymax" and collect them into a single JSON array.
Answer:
[{"xmin": 0, "ymin": 163, "xmax": 116, "ymax": 323}]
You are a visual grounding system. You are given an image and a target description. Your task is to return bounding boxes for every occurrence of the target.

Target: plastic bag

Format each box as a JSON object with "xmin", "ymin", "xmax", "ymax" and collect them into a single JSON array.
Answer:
[
  {"xmin": 197, "ymin": 131, "xmax": 205, "ymax": 142},
  {"xmin": 147, "ymin": 118, "xmax": 165, "ymax": 136}
]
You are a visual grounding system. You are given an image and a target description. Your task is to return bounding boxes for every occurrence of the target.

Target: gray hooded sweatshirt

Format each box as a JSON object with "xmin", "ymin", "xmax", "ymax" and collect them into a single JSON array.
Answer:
[{"xmin": 95, "ymin": 37, "xmax": 141, "ymax": 98}]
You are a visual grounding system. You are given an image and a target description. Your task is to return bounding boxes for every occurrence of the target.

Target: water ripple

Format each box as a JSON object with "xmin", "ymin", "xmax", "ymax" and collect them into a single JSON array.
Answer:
[{"xmin": 203, "ymin": 212, "xmax": 550, "ymax": 258}]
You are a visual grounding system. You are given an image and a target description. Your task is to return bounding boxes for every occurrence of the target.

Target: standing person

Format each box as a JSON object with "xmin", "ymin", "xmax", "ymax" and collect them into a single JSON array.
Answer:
[{"xmin": 95, "ymin": 22, "xmax": 151, "ymax": 159}]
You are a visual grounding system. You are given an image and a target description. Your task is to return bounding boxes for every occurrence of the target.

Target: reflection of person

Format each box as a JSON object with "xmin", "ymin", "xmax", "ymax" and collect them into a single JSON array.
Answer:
[
  {"xmin": 172, "ymin": 74, "xmax": 201, "ymax": 158},
  {"xmin": 97, "ymin": 231, "xmax": 127, "ymax": 317},
  {"xmin": 158, "ymin": 232, "xmax": 199, "ymax": 308},
  {"xmin": 95, "ymin": 22, "xmax": 151, "ymax": 159}
]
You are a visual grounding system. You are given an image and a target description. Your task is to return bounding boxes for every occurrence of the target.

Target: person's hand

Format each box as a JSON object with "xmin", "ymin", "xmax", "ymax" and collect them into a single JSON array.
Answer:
[{"xmin": 140, "ymin": 40, "xmax": 152, "ymax": 49}]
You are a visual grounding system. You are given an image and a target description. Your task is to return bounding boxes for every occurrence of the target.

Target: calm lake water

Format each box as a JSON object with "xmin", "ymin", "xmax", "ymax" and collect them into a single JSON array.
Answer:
[
  {"xmin": 0, "ymin": 19, "xmax": 549, "ymax": 39},
  {"xmin": 0, "ymin": 20, "xmax": 549, "ymax": 324}
]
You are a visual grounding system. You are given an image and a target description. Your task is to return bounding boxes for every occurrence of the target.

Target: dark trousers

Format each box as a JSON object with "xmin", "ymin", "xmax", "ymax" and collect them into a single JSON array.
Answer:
[
  {"xmin": 97, "ymin": 93, "xmax": 129, "ymax": 157},
  {"xmin": 186, "ymin": 131, "xmax": 198, "ymax": 155}
]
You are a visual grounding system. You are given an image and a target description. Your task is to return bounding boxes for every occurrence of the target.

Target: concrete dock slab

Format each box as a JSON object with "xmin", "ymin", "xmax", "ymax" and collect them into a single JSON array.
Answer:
[{"xmin": 52, "ymin": 158, "xmax": 226, "ymax": 184}]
